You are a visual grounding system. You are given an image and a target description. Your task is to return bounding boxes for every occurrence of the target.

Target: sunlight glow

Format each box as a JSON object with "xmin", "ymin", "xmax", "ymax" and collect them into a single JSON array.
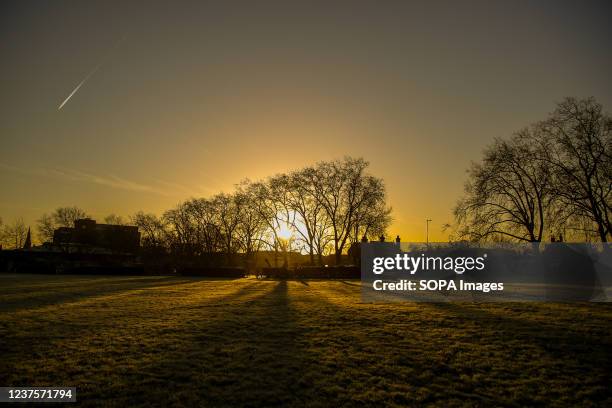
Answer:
[{"xmin": 276, "ymin": 221, "xmax": 294, "ymax": 240}]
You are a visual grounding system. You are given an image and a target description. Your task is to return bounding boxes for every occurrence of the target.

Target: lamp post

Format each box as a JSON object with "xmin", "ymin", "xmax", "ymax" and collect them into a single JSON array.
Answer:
[{"xmin": 426, "ymin": 219, "xmax": 432, "ymax": 246}]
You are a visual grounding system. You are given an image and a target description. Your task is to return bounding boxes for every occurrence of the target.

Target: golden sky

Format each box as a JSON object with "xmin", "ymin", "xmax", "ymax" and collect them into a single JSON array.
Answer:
[{"xmin": 1, "ymin": 0, "xmax": 611, "ymax": 242}]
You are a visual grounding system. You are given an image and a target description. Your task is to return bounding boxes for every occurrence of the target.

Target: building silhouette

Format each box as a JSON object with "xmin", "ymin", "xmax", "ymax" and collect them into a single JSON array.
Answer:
[{"xmin": 53, "ymin": 218, "xmax": 140, "ymax": 254}]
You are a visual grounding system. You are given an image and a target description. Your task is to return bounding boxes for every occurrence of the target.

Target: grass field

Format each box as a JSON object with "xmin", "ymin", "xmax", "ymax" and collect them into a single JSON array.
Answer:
[{"xmin": 1, "ymin": 274, "xmax": 611, "ymax": 407}]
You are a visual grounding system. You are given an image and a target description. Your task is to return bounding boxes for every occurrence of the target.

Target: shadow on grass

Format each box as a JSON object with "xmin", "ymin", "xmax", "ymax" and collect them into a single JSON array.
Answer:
[
  {"xmin": 0, "ymin": 281, "xmax": 265, "ymax": 387},
  {"xmin": 426, "ymin": 302, "xmax": 612, "ymax": 361},
  {"xmin": 0, "ymin": 276, "xmax": 197, "ymax": 312},
  {"xmin": 132, "ymin": 280, "xmax": 315, "ymax": 406},
  {"xmin": 339, "ymin": 280, "xmax": 361, "ymax": 287},
  {"xmin": 4, "ymin": 279, "xmax": 610, "ymax": 406},
  {"xmin": 296, "ymin": 283, "xmax": 612, "ymax": 406},
  {"xmin": 0, "ymin": 275, "xmax": 179, "ymax": 295}
]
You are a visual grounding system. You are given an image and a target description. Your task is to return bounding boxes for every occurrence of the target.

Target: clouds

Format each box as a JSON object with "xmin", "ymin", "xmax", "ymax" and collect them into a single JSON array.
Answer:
[
  {"xmin": 48, "ymin": 167, "xmax": 170, "ymax": 195},
  {"xmin": 0, "ymin": 163, "xmax": 193, "ymax": 197}
]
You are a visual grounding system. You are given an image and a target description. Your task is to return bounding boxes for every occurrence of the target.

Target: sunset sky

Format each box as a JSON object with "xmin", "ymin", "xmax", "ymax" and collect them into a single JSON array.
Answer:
[{"xmin": 1, "ymin": 0, "xmax": 611, "ymax": 242}]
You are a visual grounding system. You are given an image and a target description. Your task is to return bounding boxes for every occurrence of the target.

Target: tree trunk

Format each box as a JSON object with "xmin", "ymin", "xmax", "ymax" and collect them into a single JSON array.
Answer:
[{"xmin": 597, "ymin": 223, "xmax": 608, "ymax": 242}]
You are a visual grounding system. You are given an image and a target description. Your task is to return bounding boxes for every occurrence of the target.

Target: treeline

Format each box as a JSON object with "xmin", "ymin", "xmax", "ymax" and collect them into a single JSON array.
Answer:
[
  {"xmin": 132, "ymin": 157, "xmax": 391, "ymax": 265},
  {"xmin": 1, "ymin": 157, "xmax": 391, "ymax": 265},
  {"xmin": 454, "ymin": 97, "xmax": 611, "ymax": 243},
  {"xmin": 4, "ymin": 96, "xmax": 606, "ymax": 251}
]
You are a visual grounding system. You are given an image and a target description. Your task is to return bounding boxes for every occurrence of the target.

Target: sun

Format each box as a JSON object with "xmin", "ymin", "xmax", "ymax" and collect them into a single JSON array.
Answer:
[{"xmin": 276, "ymin": 221, "xmax": 293, "ymax": 240}]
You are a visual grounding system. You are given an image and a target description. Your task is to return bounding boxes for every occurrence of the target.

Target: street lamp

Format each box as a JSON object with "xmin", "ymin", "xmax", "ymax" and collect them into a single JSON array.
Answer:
[{"xmin": 426, "ymin": 219, "xmax": 432, "ymax": 246}]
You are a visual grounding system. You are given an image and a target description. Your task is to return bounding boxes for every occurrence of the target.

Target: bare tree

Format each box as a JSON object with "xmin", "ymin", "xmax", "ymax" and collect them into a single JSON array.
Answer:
[
  {"xmin": 234, "ymin": 185, "xmax": 268, "ymax": 265},
  {"xmin": 164, "ymin": 203, "xmax": 198, "ymax": 256},
  {"xmin": 1, "ymin": 218, "xmax": 28, "ymax": 249},
  {"xmin": 104, "ymin": 214, "xmax": 126, "ymax": 225},
  {"xmin": 538, "ymin": 97, "xmax": 611, "ymax": 242},
  {"xmin": 307, "ymin": 157, "xmax": 390, "ymax": 264},
  {"xmin": 312, "ymin": 214, "xmax": 334, "ymax": 265},
  {"xmin": 37, "ymin": 206, "xmax": 89, "ymax": 243},
  {"xmin": 269, "ymin": 171, "xmax": 327, "ymax": 265},
  {"xmin": 184, "ymin": 198, "xmax": 223, "ymax": 254},
  {"xmin": 53, "ymin": 206, "xmax": 89, "ymax": 227},
  {"xmin": 454, "ymin": 132, "xmax": 555, "ymax": 242},
  {"xmin": 165, "ymin": 189, "xmax": 269, "ymax": 267},
  {"xmin": 246, "ymin": 180, "xmax": 287, "ymax": 266},
  {"xmin": 36, "ymin": 214, "xmax": 56, "ymax": 243},
  {"xmin": 350, "ymin": 198, "xmax": 392, "ymax": 245},
  {"xmin": 124, "ymin": 158, "xmax": 390, "ymax": 267},
  {"xmin": 130, "ymin": 212, "xmax": 168, "ymax": 250},
  {"xmin": 212, "ymin": 193, "xmax": 245, "ymax": 265}
]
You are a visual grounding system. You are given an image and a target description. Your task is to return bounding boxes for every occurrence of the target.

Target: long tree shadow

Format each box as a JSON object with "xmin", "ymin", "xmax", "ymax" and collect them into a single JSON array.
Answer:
[
  {"xmin": 420, "ymin": 301, "xmax": 612, "ymax": 404},
  {"xmin": 132, "ymin": 280, "xmax": 315, "ymax": 406},
  {"xmin": 426, "ymin": 302, "xmax": 612, "ymax": 360},
  {"xmin": 0, "ymin": 274, "xmax": 183, "ymax": 294},
  {"xmin": 293, "ymin": 283, "xmax": 612, "ymax": 406},
  {"xmin": 0, "ymin": 280, "xmax": 265, "ymax": 388},
  {"xmin": 0, "ymin": 276, "xmax": 197, "ymax": 312}
]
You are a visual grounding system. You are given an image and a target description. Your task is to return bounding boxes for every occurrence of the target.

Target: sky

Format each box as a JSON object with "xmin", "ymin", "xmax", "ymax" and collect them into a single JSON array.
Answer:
[{"xmin": 1, "ymin": 0, "xmax": 611, "ymax": 242}]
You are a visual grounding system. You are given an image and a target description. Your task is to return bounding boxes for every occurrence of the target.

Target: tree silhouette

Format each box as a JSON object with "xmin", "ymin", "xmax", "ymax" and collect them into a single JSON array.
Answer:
[
  {"xmin": 538, "ymin": 97, "xmax": 611, "ymax": 242},
  {"xmin": 454, "ymin": 133, "xmax": 554, "ymax": 242},
  {"xmin": 104, "ymin": 214, "xmax": 126, "ymax": 225},
  {"xmin": 123, "ymin": 157, "xmax": 391, "ymax": 266},
  {"xmin": 130, "ymin": 212, "xmax": 168, "ymax": 250},
  {"xmin": 454, "ymin": 97, "xmax": 611, "ymax": 243},
  {"xmin": 306, "ymin": 157, "xmax": 390, "ymax": 263},
  {"xmin": 1, "ymin": 218, "xmax": 28, "ymax": 249},
  {"xmin": 36, "ymin": 206, "xmax": 89, "ymax": 243}
]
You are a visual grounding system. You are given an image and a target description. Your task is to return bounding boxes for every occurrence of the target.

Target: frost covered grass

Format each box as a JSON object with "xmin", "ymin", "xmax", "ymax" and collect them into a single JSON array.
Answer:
[{"xmin": 1, "ymin": 274, "xmax": 610, "ymax": 406}]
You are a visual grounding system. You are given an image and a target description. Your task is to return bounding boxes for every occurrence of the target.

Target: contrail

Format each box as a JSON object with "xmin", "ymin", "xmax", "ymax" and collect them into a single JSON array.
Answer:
[
  {"xmin": 57, "ymin": 35, "xmax": 126, "ymax": 111},
  {"xmin": 57, "ymin": 64, "xmax": 101, "ymax": 110}
]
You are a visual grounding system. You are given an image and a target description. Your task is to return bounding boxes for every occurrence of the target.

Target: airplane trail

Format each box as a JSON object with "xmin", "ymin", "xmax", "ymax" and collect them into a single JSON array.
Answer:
[
  {"xmin": 57, "ymin": 64, "xmax": 101, "ymax": 110},
  {"xmin": 57, "ymin": 35, "xmax": 126, "ymax": 111}
]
